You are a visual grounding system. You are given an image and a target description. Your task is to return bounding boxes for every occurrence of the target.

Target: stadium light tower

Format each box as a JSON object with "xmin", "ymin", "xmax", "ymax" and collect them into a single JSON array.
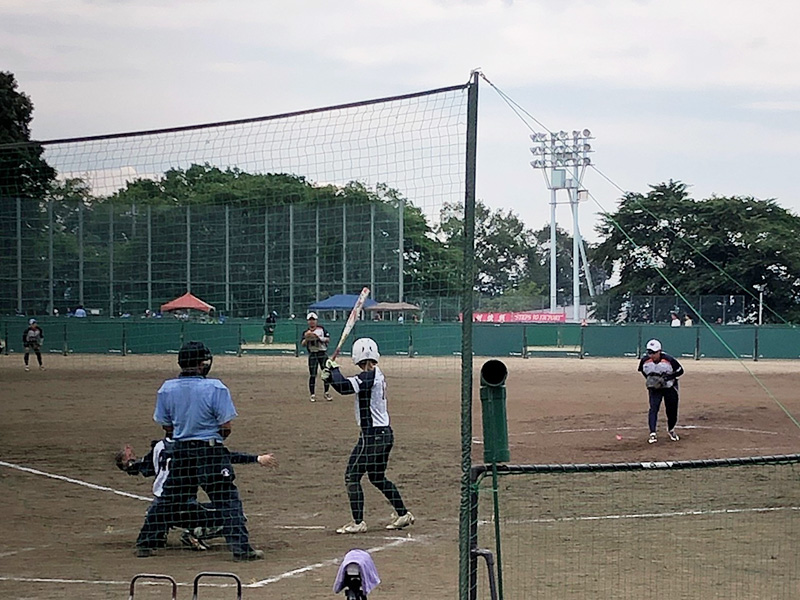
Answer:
[{"xmin": 529, "ymin": 129, "xmax": 595, "ymax": 322}]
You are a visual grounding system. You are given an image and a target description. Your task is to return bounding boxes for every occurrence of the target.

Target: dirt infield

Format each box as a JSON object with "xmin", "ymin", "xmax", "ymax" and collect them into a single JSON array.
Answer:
[{"xmin": 2, "ymin": 354, "xmax": 799, "ymax": 599}]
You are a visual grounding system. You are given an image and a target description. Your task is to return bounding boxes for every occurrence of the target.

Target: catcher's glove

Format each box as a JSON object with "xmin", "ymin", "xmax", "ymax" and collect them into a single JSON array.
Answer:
[
  {"xmin": 645, "ymin": 374, "xmax": 666, "ymax": 389},
  {"xmin": 115, "ymin": 444, "xmax": 137, "ymax": 471}
]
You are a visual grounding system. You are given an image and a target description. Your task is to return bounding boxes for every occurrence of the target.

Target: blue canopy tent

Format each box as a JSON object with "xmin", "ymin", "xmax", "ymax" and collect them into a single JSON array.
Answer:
[{"xmin": 309, "ymin": 294, "xmax": 378, "ymax": 321}]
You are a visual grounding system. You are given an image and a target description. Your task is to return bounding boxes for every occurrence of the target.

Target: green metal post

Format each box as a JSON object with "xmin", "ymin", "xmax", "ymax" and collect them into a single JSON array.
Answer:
[{"xmin": 459, "ymin": 70, "xmax": 479, "ymax": 600}]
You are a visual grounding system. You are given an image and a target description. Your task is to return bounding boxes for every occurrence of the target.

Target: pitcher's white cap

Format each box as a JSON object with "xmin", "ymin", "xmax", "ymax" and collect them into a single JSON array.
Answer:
[
  {"xmin": 306, "ymin": 312, "xmax": 318, "ymax": 320},
  {"xmin": 646, "ymin": 339, "xmax": 662, "ymax": 352}
]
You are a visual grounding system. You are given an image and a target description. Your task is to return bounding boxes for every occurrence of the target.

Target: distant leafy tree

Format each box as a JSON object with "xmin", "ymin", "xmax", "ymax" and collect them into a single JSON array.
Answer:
[{"xmin": 593, "ymin": 180, "xmax": 800, "ymax": 322}]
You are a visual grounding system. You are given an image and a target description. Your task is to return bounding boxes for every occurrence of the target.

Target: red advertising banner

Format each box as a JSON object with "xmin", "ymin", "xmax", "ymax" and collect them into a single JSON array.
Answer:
[{"xmin": 470, "ymin": 311, "xmax": 567, "ymax": 323}]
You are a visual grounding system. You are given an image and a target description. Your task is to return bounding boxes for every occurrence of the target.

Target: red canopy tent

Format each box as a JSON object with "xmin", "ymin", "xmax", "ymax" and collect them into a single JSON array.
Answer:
[{"xmin": 160, "ymin": 292, "xmax": 215, "ymax": 314}]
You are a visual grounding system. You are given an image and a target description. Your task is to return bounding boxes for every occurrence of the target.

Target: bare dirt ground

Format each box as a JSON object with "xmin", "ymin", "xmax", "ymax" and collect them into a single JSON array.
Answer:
[{"xmin": 2, "ymin": 354, "xmax": 799, "ymax": 599}]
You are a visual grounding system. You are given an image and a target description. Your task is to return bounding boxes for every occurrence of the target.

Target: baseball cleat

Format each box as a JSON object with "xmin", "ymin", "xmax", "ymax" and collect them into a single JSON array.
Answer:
[
  {"xmin": 39, "ymin": 365, "xmax": 45, "ymax": 370},
  {"xmin": 386, "ymin": 511, "xmax": 415, "ymax": 530},
  {"xmin": 336, "ymin": 520, "xmax": 367, "ymax": 534},
  {"xmin": 180, "ymin": 529, "xmax": 209, "ymax": 551},
  {"xmin": 233, "ymin": 549, "xmax": 264, "ymax": 561},
  {"xmin": 668, "ymin": 429, "xmax": 680, "ymax": 442},
  {"xmin": 324, "ymin": 392, "xmax": 333, "ymax": 402},
  {"xmin": 309, "ymin": 394, "xmax": 316, "ymax": 402},
  {"xmin": 648, "ymin": 433, "xmax": 657, "ymax": 444},
  {"xmin": 24, "ymin": 366, "xmax": 30, "ymax": 372}
]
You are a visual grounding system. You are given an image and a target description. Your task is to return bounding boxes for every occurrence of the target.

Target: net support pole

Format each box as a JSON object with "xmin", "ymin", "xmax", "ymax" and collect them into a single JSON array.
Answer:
[
  {"xmin": 78, "ymin": 201, "xmax": 84, "ymax": 306},
  {"xmin": 370, "ymin": 203, "xmax": 376, "ymax": 297},
  {"xmin": 225, "ymin": 205, "xmax": 231, "ymax": 314},
  {"xmin": 459, "ymin": 70, "xmax": 479, "ymax": 600},
  {"xmin": 398, "ymin": 198, "xmax": 404, "ymax": 302},
  {"xmin": 289, "ymin": 204, "xmax": 295, "ymax": 317},
  {"xmin": 48, "ymin": 200, "xmax": 54, "ymax": 316},
  {"xmin": 146, "ymin": 206, "xmax": 152, "ymax": 311},
  {"xmin": 264, "ymin": 208, "xmax": 269, "ymax": 318},
  {"xmin": 109, "ymin": 207, "xmax": 114, "ymax": 317},
  {"xmin": 186, "ymin": 205, "xmax": 191, "ymax": 293},
  {"xmin": 342, "ymin": 203, "xmax": 347, "ymax": 294},
  {"xmin": 315, "ymin": 205, "xmax": 321, "ymax": 302},
  {"xmin": 16, "ymin": 197, "xmax": 22, "ymax": 313}
]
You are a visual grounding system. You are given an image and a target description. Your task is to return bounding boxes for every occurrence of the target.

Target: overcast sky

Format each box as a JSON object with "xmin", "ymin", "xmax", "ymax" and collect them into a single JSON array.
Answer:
[{"xmin": 4, "ymin": 0, "xmax": 800, "ymax": 241}]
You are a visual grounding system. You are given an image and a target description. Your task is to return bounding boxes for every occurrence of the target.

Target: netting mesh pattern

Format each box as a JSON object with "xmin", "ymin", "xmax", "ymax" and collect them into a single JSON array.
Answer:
[
  {"xmin": 475, "ymin": 462, "xmax": 800, "ymax": 599},
  {"xmin": 0, "ymin": 87, "xmax": 468, "ymax": 317}
]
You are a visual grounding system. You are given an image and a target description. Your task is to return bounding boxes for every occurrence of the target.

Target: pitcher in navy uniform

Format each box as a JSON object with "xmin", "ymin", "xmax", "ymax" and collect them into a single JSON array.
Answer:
[
  {"xmin": 638, "ymin": 338, "xmax": 684, "ymax": 444},
  {"xmin": 135, "ymin": 341, "xmax": 264, "ymax": 561},
  {"xmin": 323, "ymin": 338, "xmax": 414, "ymax": 534}
]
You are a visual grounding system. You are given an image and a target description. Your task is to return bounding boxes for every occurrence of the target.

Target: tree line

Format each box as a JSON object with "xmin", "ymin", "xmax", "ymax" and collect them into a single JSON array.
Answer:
[{"xmin": 2, "ymin": 71, "xmax": 799, "ymax": 322}]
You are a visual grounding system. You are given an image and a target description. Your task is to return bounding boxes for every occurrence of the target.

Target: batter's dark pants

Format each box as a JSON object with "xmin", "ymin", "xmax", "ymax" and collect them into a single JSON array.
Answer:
[
  {"xmin": 136, "ymin": 442, "xmax": 254, "ymax": 557},
  {"xmin": 648, "ymin": 385, "xmax": 679, "ymax": 434},
  {"xmin": 308, "ymin": 351, "xmax": 330, "ymax": 395},
  {"xmin": 345, "ymin": 426, "xmax": 407, "ymax": 523}
]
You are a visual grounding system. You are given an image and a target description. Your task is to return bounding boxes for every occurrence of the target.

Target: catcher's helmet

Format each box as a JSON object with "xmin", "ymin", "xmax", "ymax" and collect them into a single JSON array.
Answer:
[
  {"xmin": 351, "ymin": 337, "xmax": 380, "ymax": 365},
  {"xmin": 178, "ymin": 341, "xmax": 213, "ymax": 375}
]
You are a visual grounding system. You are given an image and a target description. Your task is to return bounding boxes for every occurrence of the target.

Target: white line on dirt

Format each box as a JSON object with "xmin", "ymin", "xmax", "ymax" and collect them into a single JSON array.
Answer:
[
  {"xmin": 0, "ymin": 460, "xmax": 337, "ymax": 531},
  {"xmin": 0, "ymin": 460, "xmax": 152, "ymax": 501},
  {"xmin": 0, "ymin": 536, "xmax": 425, "ymax": 590},
  {"xmin": 508, "ymin": 425, "xmax": 780, "ymax": 436},
  {"xmin": 478, "ymin": 505, "xmax": 800, "ymax": 526}
]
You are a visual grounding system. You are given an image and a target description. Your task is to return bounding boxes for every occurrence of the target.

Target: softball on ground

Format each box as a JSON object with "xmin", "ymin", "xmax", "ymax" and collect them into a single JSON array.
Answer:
[{"xmin": 615, "ymin": 434, "xmax": 623, "ymax": 441}]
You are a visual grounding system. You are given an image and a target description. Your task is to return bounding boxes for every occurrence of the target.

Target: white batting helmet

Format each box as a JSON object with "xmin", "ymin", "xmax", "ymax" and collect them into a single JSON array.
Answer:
[{"xmin": 351, "ymin": 337, "xmax": 380, "ymax": 365}]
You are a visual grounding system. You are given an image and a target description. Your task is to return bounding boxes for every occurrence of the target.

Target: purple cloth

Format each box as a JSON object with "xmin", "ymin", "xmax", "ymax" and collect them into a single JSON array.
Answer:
[{"xmin": 333, "ymin": 549, "xmax": 380, "ymax": 595}]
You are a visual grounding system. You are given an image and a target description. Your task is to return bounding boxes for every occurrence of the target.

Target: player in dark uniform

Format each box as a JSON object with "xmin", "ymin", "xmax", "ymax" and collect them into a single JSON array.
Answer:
[
  {"xmin": 638, "ymin": 338, "xmax": 685, "ymax": 444},
  {"xmin": 135, "ymin": 341, "xmax": 266, "ymax": 561},
  {"xmin": 323, "ymin": 338, "xmax": 414, "ymax": 534},
  {"xmin": 22, "ymin": 318, "xmax": 44, "ymax": 371},
  {"xmin": 119, "ymin": 438, "xmax": 276, "ymax": 550},
  {"xmin": 301, "ymin": 311, "xmax": 332, "ymax": 402}
]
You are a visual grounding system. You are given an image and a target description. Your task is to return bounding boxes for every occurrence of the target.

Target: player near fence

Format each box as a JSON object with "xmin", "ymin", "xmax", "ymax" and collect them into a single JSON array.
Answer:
[
  {"xmin": 135, "ymin": 341, "xmax": 266, "ymax": 561},
  {"xmin": 117, "ymin": 438, "xmax": 276, "ymax": 551},
  {"xmin": 301, "ymin": 311, "xmax": 333, "ymax": 402},
  {"xmin": 322, "ymin": 337, "xmax": 415, "ymax": 534},
  {"xmin": 22, "ymin": 318, "xmax": 44, "ymax": 371},
  {"xmin": 638, "ymin": 338, "xmax": 684, "ymax": 444}
]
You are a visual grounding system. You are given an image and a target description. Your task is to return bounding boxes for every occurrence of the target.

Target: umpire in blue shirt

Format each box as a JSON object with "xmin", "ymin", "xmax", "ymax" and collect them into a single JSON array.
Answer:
[{"xmin": 135, "ymin": 341, "xmax": 263, "ymax": 561}]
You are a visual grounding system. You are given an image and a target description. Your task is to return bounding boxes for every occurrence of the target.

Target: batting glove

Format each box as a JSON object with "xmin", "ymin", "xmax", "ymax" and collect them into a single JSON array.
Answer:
[
  {"xmin": 321, "ymin": 368, "xmax": 332, "ymax": 382},
  {"xmin": 325, "ymin": 358, "xmax": 339, "ymax": 370}
]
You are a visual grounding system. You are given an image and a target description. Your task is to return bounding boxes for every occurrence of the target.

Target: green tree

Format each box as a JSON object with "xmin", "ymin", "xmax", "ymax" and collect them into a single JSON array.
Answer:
[
  {"xmin": 594, "ymin": 180, "xmax": 800, "ymax": 322},
  {"xmin": 0, "ymin": 71, "xmax": 55, "ymax": 199}
]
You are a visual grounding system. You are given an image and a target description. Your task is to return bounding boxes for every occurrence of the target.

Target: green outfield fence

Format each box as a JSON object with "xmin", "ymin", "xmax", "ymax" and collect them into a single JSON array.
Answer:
[
  {"xmin": 470, "ymin": 456, "xmax": 800, "ymax": 600},
  {"xmin": 3, "ymin": 319, "xmax": 799, "ymax": 360}
]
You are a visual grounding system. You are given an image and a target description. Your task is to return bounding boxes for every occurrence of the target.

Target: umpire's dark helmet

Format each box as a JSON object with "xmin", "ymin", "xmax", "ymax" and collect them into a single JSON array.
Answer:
[{"xmin": 178, "ymin": 341, "xmax": 213, "ymax": 376}]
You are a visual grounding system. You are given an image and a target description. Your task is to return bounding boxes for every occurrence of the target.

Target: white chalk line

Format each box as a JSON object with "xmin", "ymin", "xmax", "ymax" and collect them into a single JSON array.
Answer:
[
  {"xmin": 508, "ymin": 425, "xmax": 780, "ymax": 436},
  {"xmin": 0, "ymin": 459, "xmax": 427, "ymax": 589},
  {"xmin": 0, "ymin": 460, "xmax": 334, "ymax": 530},
  {"xmin": 478, "ymin": 505, "xmax": 800, "ymax": 526},
  {"xmin": 0, "ymin": 460, "xmax": 152, "ymax": 501},
  {"xmin": 0, "ymin": 536, "xmax": 424, "ymax": 590}
]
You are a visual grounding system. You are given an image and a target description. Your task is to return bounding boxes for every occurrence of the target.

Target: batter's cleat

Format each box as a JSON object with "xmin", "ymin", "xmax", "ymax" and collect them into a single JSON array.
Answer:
[
  {"xmin": 310, "ymin": 394, "xmax": 316, "ymax": 402},
  {"xmin": 386, "ymin": 511, "xmax": 415, "ymax": 530},
  {"xmin": 336, "ymin": 520, "xmax": 368, "ymax": 534},
  {"xmin": 136, "ymin": 547, "xmax": 157, "ymax": 558},
  {"xmin": 648, "ymin": 432, "xmax": 658, "ymax": 444},
  {"xmin": 39, "ymin": 365, "xmax": 45, "ymax": 370},
  {"xmin": 24, "ymin": 365, "xmax": 30, "ymax": 372},
  {"xmin": 180, "ymin": 529, "xmax": 209, "ymax": 551},
  {"xmin": 232, "ymin": 549, "xmax": 264, "ymax": 561},
  {"xmin": 324, "ymin": 392, "xmax": 333, "ymax": 402},
  {"xmin": 668, "ymin": 429, "xmax": 680, "ymax": 442}
]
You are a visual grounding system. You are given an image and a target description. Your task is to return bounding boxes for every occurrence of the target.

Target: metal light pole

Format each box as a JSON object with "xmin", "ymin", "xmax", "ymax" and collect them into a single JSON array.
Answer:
[
  {"xmin": 754, "ymin": 284, "xmax": 766, "ymax": 325},
  {"xmin": 529, "ymin": 129, "xmax": 594, "ymax": 321}
]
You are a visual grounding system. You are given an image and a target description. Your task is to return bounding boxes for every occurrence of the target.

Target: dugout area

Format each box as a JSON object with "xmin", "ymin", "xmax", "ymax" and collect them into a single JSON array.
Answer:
[{"xmin": 2, "ymin": 354, "xmax": 800, "ymax": 599}]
